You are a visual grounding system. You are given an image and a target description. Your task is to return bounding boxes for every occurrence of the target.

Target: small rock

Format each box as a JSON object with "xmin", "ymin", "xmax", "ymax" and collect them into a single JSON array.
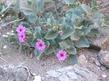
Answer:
[
  {"xmin": 2, "ymin": 35, "xmax": 8, "ymax": 38},
  {"xmin": 47, "ymin": 70, "xmax": 61, "ymax": 77},
  {"xmin": 66, "ymin": 71, "xmax": 78, "ymax": 79},
  {"xmin": 0, "ymin": 65, "xmax": 34, "ymax": 81},
  {"xmin": 46, "ymin": 65, "xmax": 99, "ymax": 81},
  {"xmin": 102, "ymin": 74, "xmax": 107, "ymax": 78},
  {"xmin": 100, "ymin": 66, "xmax": 106, "ymax": 71},
  {"xmin": 90, "ymin": 35, "xmax": 109, "ymax": 51},
  {"xmin": 57, "ymin": 66, "xmax": 73, "ymax": 73},
  {"xmin": 33, "ymin": 76, "xmax": 41, "ymax": 81},
  {"xmin": 78, "ymin": 54, "xmax": 87, "ymax": 65},
  {"xmin": 3, "ymin": 45, "xmax": 7, "ymax": 49},
  {"xmin": 98, "ymin": 50, "xmax": 109, "ymax": 68},
  {"xmin": 15, "ymin": 67, "xmax": 28, "ymax": 81},
  {"xmin": 95, "ymin": 59, "xmax": 101, "ymax": 67},
  {"xmin": 59, "ymin": 74, "xmax": 69, "ymax": 81}
]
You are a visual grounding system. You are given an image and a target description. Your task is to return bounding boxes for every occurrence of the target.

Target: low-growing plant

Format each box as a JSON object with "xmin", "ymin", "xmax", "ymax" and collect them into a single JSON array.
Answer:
[{"xmin": 2, "ymin": 0, "xmax": 105, "ymax": 62}]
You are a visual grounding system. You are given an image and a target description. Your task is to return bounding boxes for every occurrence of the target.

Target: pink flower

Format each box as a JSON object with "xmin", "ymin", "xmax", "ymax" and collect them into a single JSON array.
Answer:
[
  {"xmin": 18, "ymin": 33, "xmax": 26, "ymax": 43},
  {"xmin": 35, "ymin": 39, "xmax": 46, "ymax": 52},
  {"xmin": 56, "ymin": 50, "xmax": 67, "ymax": 61},
  {"xmin": 16, "ymin": 24, "xmax": 26, "ymax": 33}
]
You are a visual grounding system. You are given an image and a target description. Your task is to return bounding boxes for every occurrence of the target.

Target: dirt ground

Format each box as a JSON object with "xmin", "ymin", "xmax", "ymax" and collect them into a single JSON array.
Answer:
[
  {"xmin": 0, "ymin": 21, "xmax": 109, "ymax": 81},
  {"xmin": 0, "ymin": 44, "xmax": 71, "ymax": 79},
  {"xmin": 1, "ymin": 44, "xmax": 109, "ymax": 81}
]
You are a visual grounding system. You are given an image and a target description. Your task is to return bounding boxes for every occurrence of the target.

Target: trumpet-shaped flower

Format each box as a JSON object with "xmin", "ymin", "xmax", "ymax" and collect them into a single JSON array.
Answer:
[
  {"xmin": 18, "ymin": 33, "xmax": 26, "ymax": 43},
  {"xmin": 35, "ymin": 39, "xmax": 46, "ymax": 52},
  {"xmin": 56, "ymin": 50, "xmax": 67, "ymax": 61},
  {"xmin": 16, "ymin": 24, "xmax": 26, "ymax": 33}
]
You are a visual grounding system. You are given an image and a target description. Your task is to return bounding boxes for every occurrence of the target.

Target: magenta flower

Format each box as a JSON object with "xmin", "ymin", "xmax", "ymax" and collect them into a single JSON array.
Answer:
[
  {"xmin": 16, "ymin": 24, "xmax": 26, "ymax": 33},
  {"xmin": 35, "ymin": 39, "xmax": 46, "ymax": 52},
  {"xmin": 56, "ymin": 50, "xmax": 67, "ymax": 61},
  {"xmin": 18, "ymin": 33, "xmax": 26, "ymax": 43}
]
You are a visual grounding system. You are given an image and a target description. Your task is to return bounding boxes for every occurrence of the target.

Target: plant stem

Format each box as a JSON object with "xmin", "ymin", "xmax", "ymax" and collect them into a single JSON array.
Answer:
[
  {"xmin": 0, "ymin": 2, "xmax": 12, "ymax": 15},
  {"xmin": 0, "ymin": 18, "xmax": 24, "ymax": 27}
]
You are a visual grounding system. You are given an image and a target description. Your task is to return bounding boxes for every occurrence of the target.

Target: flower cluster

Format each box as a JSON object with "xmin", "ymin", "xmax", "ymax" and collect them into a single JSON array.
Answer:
[
  {"xmin": 16, "ymin": 25, "xmax": 68, "ymax": 61},
  {"xmin": 16, "ymin": 24, "xmax": 26, "ymax": 43},
  {"xmin": 35, "ymin": 39, "xmax": 68, "ymax": 61}
]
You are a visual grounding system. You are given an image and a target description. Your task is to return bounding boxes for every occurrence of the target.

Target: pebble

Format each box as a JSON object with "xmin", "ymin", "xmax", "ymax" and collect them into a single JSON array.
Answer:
[
  {"xmin": 78, "ymin": 54, "xmax": 87, "ymax": 65},
  {"xmin": 33, "ymin": 75, "xmax": 41, "ymax": 81},
  {"xmin": 66, "ymin": 71, "xmax": 78, "ymax": 79},
  {"xmin": 98, "ymin": 50, "xmax": 109, "ymax": 68},
  {"xmin": 47, "ymin": 70, "xmax": 61, "ymax": 77},
  {"xmin": 95, "ymin": 59, "xmax": 101, "ymax": 67},
  {"xmin": 2, "ymin": 34, "xmax": 8, "ymax": 38},
  {"xmin": 59, "ymin": 74, "xmax": 69, "ymax": 81},
  {"xmin": 3, "ymin": 45, "xmax": 7, "ymax": 49},
  {"xmin": 102, "ymin": 74, "xmax": 107, "ymax": 78},
  {"xmin": 6, "ymin": 32, "xmax": 14, "ymax": 35},
  {"xmin": 46, "ymin": 65, "xmax": 99, "ymax": 81},
  {"xmin": 100, "ymin": 66, "xmax": 106, "ymax": 71}
]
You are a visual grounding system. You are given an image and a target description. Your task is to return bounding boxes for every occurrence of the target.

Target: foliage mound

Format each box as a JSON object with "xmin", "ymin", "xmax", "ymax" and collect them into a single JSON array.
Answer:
[{"xmin": 0, "ymin": 0, "xmax": 105, "ymax": 62}]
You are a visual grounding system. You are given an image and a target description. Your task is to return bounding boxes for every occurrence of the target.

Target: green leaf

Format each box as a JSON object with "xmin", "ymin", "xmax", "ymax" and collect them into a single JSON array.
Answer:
[
  {"xmin": 91, "ymin": 0, "xmax": 97, "ymax": 10},
  {"xmin": 0, "ymin": 4, "xmax": 3, "ymax": 12},
  {"xmin": 45, "ymin": 47, "xmax": 55, "ymax": 55},
  {"xmin": 44, "ymin": 0, "xmax": 52, "ymax": 2},
  {"xmin": 22, "ymin": 9, "xmax": 37, "ymax": 24},
  {"xmin": 72, "ymin": 55, "xmax": 78, "ymax": 65},
  {"xmin": 34, "ymin": 0, "xmax": 44, "ymax": 13},
  {"xmin": 38, "ymin": 0, "xmax": 44, "ymax": 12},
  {"xmin": 34, "ymin": 49, "xmax": 38, "ymax": 56},
  {"xmin": 68, "ymin": 55, "xmax": 78, "ymax": 65},
  {"xmin": 15, "ymin": 0, "xmax": 20, "ymax": 12},
  {"xmin": 104, "ymin": 15, "xmax": 109, "ymax": 25},
  {"xmin": 28, "ymin": 13, "xmax": 37, "ymax": 24},
  {"xmin": 27, "ymin": 0, "xmax": 32, "ymax": 4},
  {"xmin": 34, "ymin": 27, "xmax": 42, "ymax": 39},
  {"xmin": 45, "ymin": 41, "xmax": 50, "ymax": 47},
  {"xmin": 61, "ymin": 28, "xmax": 74, "ymax": 40},
  {"xmin": 64, "ymin": 0, "xmax": 76, "ymax": 4},
  {"xmin": 75, "ymin": 37, "xmax": 90, "ymax": 48},
  {"xmin": 71, "ymin": 14, "xmax": 80, "ymax": 24},
  {"xmin": 81, "ymin": 26, "xmax": 92, "ymax": 35},
  {"xmin": 45, "ymin": 31, "xmax": 58, "ymax": 40},
  {"xmin": 22, "ymin": 10, "xmax": 32, "ymax": 16},
  {"xmin": 59, "ymin": 41, "xmax": 70, "ymax": 49},
  {"xmin": 34, "ymin": 49, "xmax": 42, "ymax": 60},
  {"xmin": 70, "ymin": 32, "xmax": 80, "ymax": 41},
  {"xmin": 80, "ymin": 4, "xmax": 91, "ymax": 14},
  {"xmin": 47, "ymin": 16, "xmax": 56, "ymax": 25},
  {"xmin": 67, "ymin": 46, "xmax": 77, "ymax": 55},
  {"xmin": 87, "ymin": 29, "xmax": 99, "ymax": 37},
  {"xmin": 92, "ymin": 12, "xmax": 104, "ymax": 28}
]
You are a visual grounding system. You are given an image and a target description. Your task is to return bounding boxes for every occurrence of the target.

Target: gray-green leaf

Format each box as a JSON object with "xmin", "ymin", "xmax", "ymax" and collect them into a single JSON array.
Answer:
[
  {"xmin": 59, "ymin": 41, "xmax": 70, "ymax": 49},
  {"xmin": 75, "ymin": 37, "xmax": 90, "ymax": 48},
  {"xmin": 61, "ymin": 28, "xmax": 74, "ymax": 40},
  {"xmin": 67, "ymin": 46, "xmax": 77, "ymax": 55},
  {"xmin": 45, "ymin": 31, "xmax": 58, "ymax": 40}
]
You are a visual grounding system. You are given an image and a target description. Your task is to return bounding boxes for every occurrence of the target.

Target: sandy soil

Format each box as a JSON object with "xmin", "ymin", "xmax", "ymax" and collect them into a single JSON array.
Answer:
[{"xmin": 0, "ymin": 46, "xmax": 70, "ymax": 78}]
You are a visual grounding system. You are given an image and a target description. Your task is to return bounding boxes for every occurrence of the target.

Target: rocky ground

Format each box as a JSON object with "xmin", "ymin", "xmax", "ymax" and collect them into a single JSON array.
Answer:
[
  {"xmin": 0, "ymin": 26, "xmax": 109, "ymax": 81},
  {"xmin": 0, "ymin": 44, "xmax": 109, "ymax": 81}
]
